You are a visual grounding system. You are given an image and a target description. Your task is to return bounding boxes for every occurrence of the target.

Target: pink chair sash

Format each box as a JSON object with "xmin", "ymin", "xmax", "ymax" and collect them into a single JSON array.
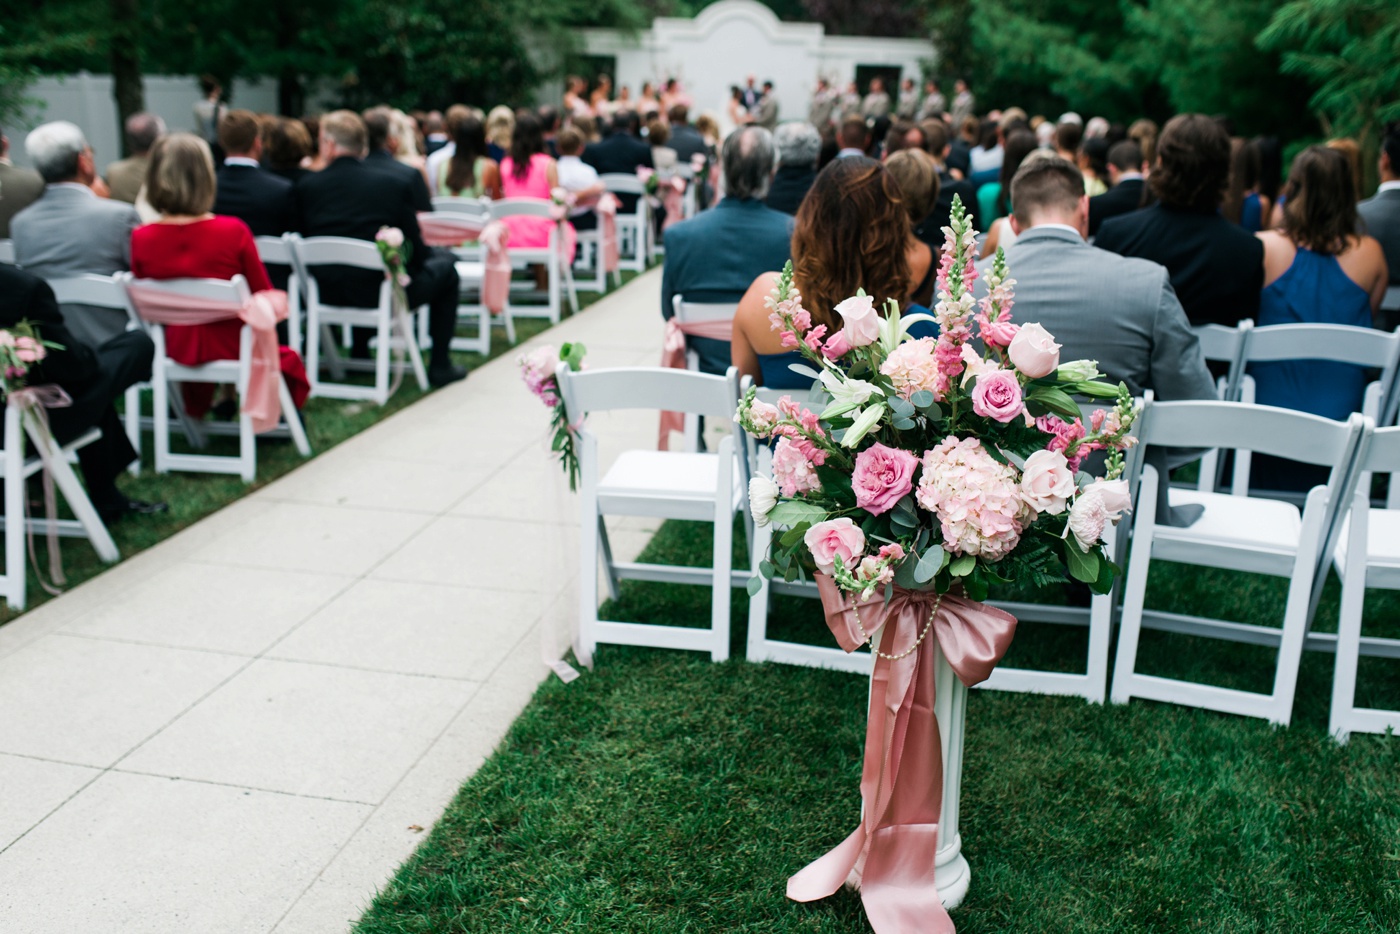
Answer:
[
  {"xmin": 417, "ymin": 213, "xmax": 485, "ymax": 247},
  {"xmin": 596, "ymin": 194, "xmax": 620, "ymax": 274},
  {"xmin": 479, "ymin": 220, "xmax": 511, "ymax": 315},
  {"xmin": 786, "ymin": 576, "xmax": 1017, "ymax": 934},
  {"xmin": 656, "ymin": 316, "xmax": 735, "ymax": 450},
  {"xmin": 662, "ymin": 177, "xmax": 686, "ymax": 231},
  {"xmin": 126, "ymin": 284, "xmax": 289, "ymax": 434}
]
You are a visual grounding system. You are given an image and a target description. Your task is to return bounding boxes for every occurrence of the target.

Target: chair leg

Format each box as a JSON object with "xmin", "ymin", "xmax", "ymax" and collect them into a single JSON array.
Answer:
[
  {"xmin": 548, "ymin": 257, "xmax": 561, "ymax": 325},
  {"xmin": 238, "ymin": 409, "xmax": 256, "ymax": 482},
  {"xmin": 24, "ymin": 414, "xmax": 119, "ymax": 563},
  {"xmin": 124, "ymin": 384, "xmax": 142, "ymax": 477},
  {"xmin": 503, "ymin": 304, "xmax": 516, "ymax": 345},
  {"xmin": 577, "ymin": 434, "xmax": 600, "ymax": 669},
  {"xmin": 278, "ymin": 376, "xmax": 312, "ymax": 457},
  {"xmin": 747, "ymin": 519, "xmax": 774, "ymax": 663},
  {"xmin": 375, "ymin": 313, "xmax": 392, "ymax": 405},
  {"xmin": 401, "ymin": 314, "xmax": 430, "ymax": 391},
  {"xmin": 4, "ymin": 414, "xmax": 26, "ymax": 610},
  {"xmin": 307, "ymin": 309, "xmax": 322, "ymax": 393},
  {"xmin": 1330, "ymin": 494, "xmax": 1368, "ymax": 743},
  {"xmin": 710, "ymin": 438, "xmax": 734, "ymax": 662},
  {"xmin": 153, "ymin": 369, "xmax": 171, "ymax": 475},
  {"xmin": 1111, "ymin": 466, "xmax": 1159, "ymax": 705}
]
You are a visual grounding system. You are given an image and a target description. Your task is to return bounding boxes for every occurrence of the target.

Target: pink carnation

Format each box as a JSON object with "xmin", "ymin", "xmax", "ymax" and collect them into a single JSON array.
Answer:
[
  {"xmin": 916, "ymin": 436, "xmax": 1025, "ymax": 560},
  {"xmin": 879, "ymin": 337, "xmax": 941, "ymax": 399},
  {"xmin": 851, "ymin": 443, "xmax": 920, "ymax": 515},
  {"xmin": 771, "ymin": 436, "xmax": 822, "ymax": 498}
]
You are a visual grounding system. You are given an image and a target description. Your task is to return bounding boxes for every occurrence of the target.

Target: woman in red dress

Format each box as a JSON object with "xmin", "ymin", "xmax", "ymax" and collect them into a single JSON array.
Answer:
[{"xmin": 129, "ymin": 133, "xmax": 310, "ymax": 417}]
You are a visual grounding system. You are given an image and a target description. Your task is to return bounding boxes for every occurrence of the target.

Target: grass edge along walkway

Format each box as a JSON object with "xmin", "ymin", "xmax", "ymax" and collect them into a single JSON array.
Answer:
[{"xmin": 355, "ymin": 519, "xmax": 1400, "ymax": 934}]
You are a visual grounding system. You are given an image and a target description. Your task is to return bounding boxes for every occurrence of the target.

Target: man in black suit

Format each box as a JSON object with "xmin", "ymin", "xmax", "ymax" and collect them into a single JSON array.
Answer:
[
  {"xmin": 1095, "ymin": 114, "xmax": 1264, "ymax": 328},
  {"xmin": 582, "ymin": 110, "xmax": 654, "ymax": 213},
  {"xmin": 1088, "ymin": 139, "xmax": 1146, "ymax": 237},
  {"xmin": 214, "ymin": 110, "xmax": 294, "ymax": 237},
  {"xmin": 294, "ymin": 111, "xmax": 465, "ymax": 387},
  {"xmin": 0, "ymin": 266, "xmax": 164, "ymax": 521},
  {"xmin": 666, "ymin": 104, "xmax": 707, "ymax": 165},
  {"xmin": 362, "ymin": 107, "xmax": 432, "ymax": 213}
]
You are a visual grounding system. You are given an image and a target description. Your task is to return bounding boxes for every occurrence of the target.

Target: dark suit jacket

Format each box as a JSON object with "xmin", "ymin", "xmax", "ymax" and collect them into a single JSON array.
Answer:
[
  {"xmin": 668, "ymin": 124, "xmax": 707, "ymax": 164},
  {"xmin": 583, "ymin": 133, "xmax": 654, "ymax": 212},
  {"xmin": 1359, "ymin": 187, "xmax": 1400, "ymax": 286},
  {"xmin": 0, "ymin": 265, "xmax": 104, "ymax": 398},
  {"xmin": 214, "ymin": 163, "xmax": 295, "ymax": 237},
  {"xmin": 1095, "ymin": 204, "xmax": 1264, "ymax": 328},
  {"xmin": 294, "ymin": 156, "xmax": 427, "ymax": 308},
  {"xmin": 660, "ymin": 198, "xmax": 794, "ymax": 374},
  {"xmin": 1088, "ymin": 177, "xmax": 1145, "ymax": 237},
  {"xmin": 765, "ymin": 165, "xmax": 817, "ymax": 216},
  {"xmin": 915, "ymin": 172, "xmax": 978, "ymax": 248},
  {"xmin": 364, "ymin": 149, "xmax": 432, "ymax": 213}
]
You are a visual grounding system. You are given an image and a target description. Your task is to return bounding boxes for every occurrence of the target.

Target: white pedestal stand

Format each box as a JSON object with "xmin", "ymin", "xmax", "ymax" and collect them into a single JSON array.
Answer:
[{"xmin": 933, "ymin": 639, "xmax": 971, "ymax": 908}]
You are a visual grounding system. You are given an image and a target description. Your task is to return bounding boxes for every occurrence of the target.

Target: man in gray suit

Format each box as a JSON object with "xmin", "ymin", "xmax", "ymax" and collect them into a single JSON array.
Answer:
[
  {"xmin": 0, "ymin": 126, "xmax": 44, "ymax": 239},
  {"xmin": 1359, "ymin": 124, "xmax": 1400, "ymax": 296},
  {"xmin": 11, "ymin": 121, "xmax": 140, "ymax": 346},
  {"xmin": 978, "ymin": 155, "xmax": 1215, "ymax": 523}
]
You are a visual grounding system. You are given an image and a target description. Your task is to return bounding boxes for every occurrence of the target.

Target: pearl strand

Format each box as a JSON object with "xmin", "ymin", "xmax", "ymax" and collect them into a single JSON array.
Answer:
[{"xmin": 852, "ymin": 593, "xmax": 943, "ymax": 661}]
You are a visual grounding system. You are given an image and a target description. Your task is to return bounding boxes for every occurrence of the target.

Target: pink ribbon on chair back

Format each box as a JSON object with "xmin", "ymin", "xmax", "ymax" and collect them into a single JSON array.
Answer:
[
  {"xmin": 656, "ymin": 316, "xmax": 736, "ymax": 450},
  {"xmin": 8, "ymin": 386, "xmax": 74, "ymax": 594},
  {"xmin": 596, "ymin": 194, "xmax": 620, "ymax": 274},
  {"xmin": 479, "ymin": 220, "xmax": 511, "ymax": 315},
  {"xmin": 662, "ymin": 177, "xmax": 686, "ymax": 231},
  {"xmin": 418, "ymin": 213, "xmax": 485, "ymax": 247},
  {"xmin": 126, "ymin": 284, "xmax": 289, "ymax": 434},
  {"xmin": 786, "ymin": 575, "xmax": 1017, "ymax": 934}
]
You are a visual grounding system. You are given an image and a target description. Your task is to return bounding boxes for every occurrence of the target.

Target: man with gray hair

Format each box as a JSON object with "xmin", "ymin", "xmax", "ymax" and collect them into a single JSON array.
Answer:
[
  {"xmin": 11, "ymin": 121, "xmax": 141, "ymax": 345},
  {"xmin": 660, "ymin": 125, "xmax": 792, "ymax": 375},
  {"xmin": 105, "ymin": 111, "xmax": 165, "ymax": 204},
  {"xmin": 765, "ymin": 121, "xmax": 820, "ymax": 215}
]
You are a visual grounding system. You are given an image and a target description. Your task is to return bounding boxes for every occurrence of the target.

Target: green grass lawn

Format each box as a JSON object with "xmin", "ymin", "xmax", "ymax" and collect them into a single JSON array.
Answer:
[
  {"xmin": 356, "ymin": 520, "xmax": 1400, "ymax": 934},
  {"xmin": 1, "ymin": 273, "xmax": 643, "ymax": 625}
]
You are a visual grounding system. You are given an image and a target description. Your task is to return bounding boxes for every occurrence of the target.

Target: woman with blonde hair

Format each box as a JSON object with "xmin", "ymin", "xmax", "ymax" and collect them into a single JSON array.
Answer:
[
  {"xmin": 485, "ymin": 105, "xmax": 515, "ymax": 162},
  {"xmin": 128, "ymin": 133, "xmax": 309, "ymax": 417}
]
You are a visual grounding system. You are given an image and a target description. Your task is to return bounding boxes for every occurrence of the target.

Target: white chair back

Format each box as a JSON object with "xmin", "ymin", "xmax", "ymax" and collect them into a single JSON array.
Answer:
[
  {"xmin": 671, "ymin": 297, "xmax": 737, "ymax": 326},
  {"xmin": 489, "ymin": 198, "xmax": 554, "ymax": 221},
  {"xmin": 128, "ymin": 274, "xmax": 252, "ymax": 307},
  {"xmin": 417, "ymin": 211, "xmax": 488, "ymax": 245},
  {"xmin": 254, "ymin": 235, "xmax": 294, "ymax": 267},
  {"xmin": 47, "ymin": 273, "xmax": 134, "ymax": 316},
  {"xmin": 598, "ymin": 174, "xmax": 645, "ymax": 196},
  {"xmin": 1244, "ymin": 323, "xmax": 1400, "ymax": 426},
  {"xmin": 557, "ymin": 365, "xmax": 739, "ymax": 421},
  {"xmin": 0, "ymin": 239, "xmax": 14, "ymax": 264},
  {"xmin": 293, "ymin": 236, "xmax": 387, "ymax": 272},
  {"xmin": 432, "ymin": 196, "xmax": 492, "ymax": 221}
]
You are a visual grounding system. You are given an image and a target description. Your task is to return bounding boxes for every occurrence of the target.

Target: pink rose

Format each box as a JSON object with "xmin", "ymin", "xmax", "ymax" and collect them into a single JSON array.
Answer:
[
  {"xmin": 376, "ymin": 226, "xmax": 404, "ymax": 249},
  {"xmin": 852, "ymin": 443, "xmax": 920, "ymax": 515},
  {"xmin": 1019, "ymin": 449, "xmax": 1074, "ymax": 515},
  {"xmin": 822, "ymin": 329, "xmax": 853, "ymax": 360},
  {"xmin": 834, "ymin": 294, "xmax": 881, "ymax": 348},
  {"xmin": 971, "ymin": 370, "xmax": 1024, "ymax": 423},
  {"xmin": 1083, "ymin": 478, "xmax": 1132, "ymax": 520},
  {"xmin": 15, "ymin": 347, "xmax": 38, "ymax": 363},
  {"xmin": 1007, "ymin": 323, "xmax": 1061, "ymax": 378},
  {"xmin": 804, "ymin": 517, "xmax": 867, "ymax": 574}
]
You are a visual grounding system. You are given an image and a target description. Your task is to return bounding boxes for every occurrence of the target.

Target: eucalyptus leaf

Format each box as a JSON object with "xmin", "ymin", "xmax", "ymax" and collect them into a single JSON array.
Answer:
[
  {"xmin": 892, "ymin": 417, "xmax": 916, "ymax": 430},
  {"xmin": 913, "ymin": 546, "xmax": 949, "ymax": 583},
  {"xmin": 1064, "ymin": 538, "xmax": 1100, "ymax": 584},
  {"xmin": 887, "ymin": 396, "xmax": 914, "ymax": 418},
  {"xmin": 759, "ymin": 559, "xmax": 775, "ymax": 578},
  {"xmin": 767, "ymin": 501, "xmax": 828, "ymax": 529},
  {"xmin": 910, "ymin": 390, "xmax": 935, "ymax": 408},
  {"xmin": 746, "ymin": 575, "xmax": 764, "ymax": 597},
  {"xmin": 948, "ymin": 554, "xmax": 977, "ymax": 577}
]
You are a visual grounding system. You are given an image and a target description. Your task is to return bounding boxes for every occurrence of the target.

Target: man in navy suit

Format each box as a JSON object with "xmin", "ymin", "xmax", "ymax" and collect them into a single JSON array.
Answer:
[
  {"xmin": 214, "ymin": 110, "xmax": 295, "ymax": 238},
  {"xmin": 661, "ymin": 126, "xmax": 793, "ymax": 375},
  {"xmin": 1087, "ymin": 139, "xmax": 1147, "ymax": 237},
  {"xmin": 582, "ymin": 110, "xmax": 654, "ymax": 213},
  {"xmin": 362, "ymin": 107, "xmax": 433, "ymax": 213}
]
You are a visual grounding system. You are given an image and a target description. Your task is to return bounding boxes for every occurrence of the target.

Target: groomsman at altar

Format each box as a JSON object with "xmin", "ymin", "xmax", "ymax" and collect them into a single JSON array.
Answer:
[{"xmin": 660, "ymin": 126, "xmax": 792, "ymax": 376}]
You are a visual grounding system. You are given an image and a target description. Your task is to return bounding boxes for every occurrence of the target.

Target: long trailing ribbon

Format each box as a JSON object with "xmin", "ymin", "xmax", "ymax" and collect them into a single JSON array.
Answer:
[
  {"xmin": 8, "ymin": 386, "xmax": 74, "ymax": 595},
  {"xmin": 595, "ymin": 194, "xmax": 620, "ymax": 274},
  {"xmin": 786, "ymin": 575, "xmax": 1017, "ymax": 934},
  {"xmin": 656, "ymin": 316, "xmax": 735, "ymax": 450},
  {"xmin": 418, "ymin": 214, "xmax": 512, "ymax": 316}
]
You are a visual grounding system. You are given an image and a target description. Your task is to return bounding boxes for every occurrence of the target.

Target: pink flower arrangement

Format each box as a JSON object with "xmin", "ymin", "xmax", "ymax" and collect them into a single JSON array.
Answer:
[
  {"xmin": 916, "ymin": 437, "xmax": 1026, "ymax": 560},
  {"xmin": 520, "ymin": 342, "xmax": 588, "ymax": 490},
  {"xmin": 804, "ymin": 518, "xmax": 866, "ymax": 574},
  {"xmin": 771, "ymin": 437, "xmax": 822, "ymax": 498},
  {"xmin": 852, "ymin": 443, "xmax": 919, "ymax": 515},
  {"xmin": 879, "ymin": 338, "xmax": 941, "ymax": 399}
]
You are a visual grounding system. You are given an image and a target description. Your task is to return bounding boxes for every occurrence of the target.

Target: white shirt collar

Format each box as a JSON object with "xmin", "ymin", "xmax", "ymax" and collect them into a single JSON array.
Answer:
[
  {"xmin": 1116, "ymin": 172, "xmax": 1144, "ymax": 182},
  {"xmin": 837, "ymin": 148, "xmax": 866, "ymax": 158},
  {"xmin": 1028, "ymin": 222, "xmax": 1083, "ymax": 239},
  {"xmin": 223, "ymin": 156, "xmax": 260, "ymax": 168},
  {"xmin": 1379, "ymin": 180, "xmax": 1400, "ymax": 194}
]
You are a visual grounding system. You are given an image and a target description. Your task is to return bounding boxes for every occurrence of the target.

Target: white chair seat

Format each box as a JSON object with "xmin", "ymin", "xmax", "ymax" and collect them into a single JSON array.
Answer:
[
  {"xmin": 598, "ymin": 451, "xmax": 739, "ymax": 520},
  {"xmin": 1334, "ymin": 509, "xmax": 1400, "ymax": 579},
  {"xmin": 454, "ymin": 261, "xmax": 484, "ymax": 281},
  {"xmin": 1163, "ymin": 489, "xmax": 1303, "ymax": 550}
]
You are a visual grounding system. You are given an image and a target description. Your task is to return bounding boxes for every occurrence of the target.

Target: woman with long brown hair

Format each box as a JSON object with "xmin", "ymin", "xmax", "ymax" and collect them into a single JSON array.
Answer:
[{"xmin": 731, "ymin": 156, "xmax": 911, "ymax": 387}]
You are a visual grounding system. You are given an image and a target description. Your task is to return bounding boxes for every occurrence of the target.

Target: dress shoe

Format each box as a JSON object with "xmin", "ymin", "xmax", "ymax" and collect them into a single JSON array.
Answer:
[
  {"xmin": 428, "ymin": 364, "xmax": 468, "ymax": 387},
  {"xmin": 95, "ymin": 494, "xmax": 170, "ymax": 524}
]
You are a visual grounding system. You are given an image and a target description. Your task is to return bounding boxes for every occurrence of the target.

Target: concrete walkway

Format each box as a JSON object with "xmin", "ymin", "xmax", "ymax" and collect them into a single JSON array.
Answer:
[{"xmin": 0, "ymin": 270, "xmax": 667, "ymax": 933}]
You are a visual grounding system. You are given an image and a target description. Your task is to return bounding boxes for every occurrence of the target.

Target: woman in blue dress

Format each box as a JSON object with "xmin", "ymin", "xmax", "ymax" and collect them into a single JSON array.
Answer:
[
  {"xmin": 730, "ymin": 157, "xmax": 916, "ymax": 388},
  {"xmin": 1249, "ymin": 145, "xmax": 1390, "ymax": 491}
]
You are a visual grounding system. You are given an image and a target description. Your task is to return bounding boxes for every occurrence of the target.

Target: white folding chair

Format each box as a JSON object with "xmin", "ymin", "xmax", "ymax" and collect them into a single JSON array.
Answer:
[
  {"xmin": 254, "ymin": 234, "xmax": 306, "ymax": 355},
  {"xmin": 0, "ymin": 239, "xmax": 14, "ymax": 265},
  {"xmin": 293, "ymin": 236, "xmax": 429, "ymax": 404},
  {"xmin": 488, "ymin": 199, "xmax": 578, "ymax": 324},
  {"xmin": 1111, "ymin": 400, "xmax": 1368, "ymax": 725},
  {"xmin": 1331, "ymin": 425, "xmax": 1400, "ymax": 741},
  {"xmin": 670, "ymin": 296, "xmax": 738, "ymax": 453},
  {"xmin": 126, "ymin": 274, "xmax": 312, "ymax": 481},
  {"xmin": 415, "ymin": 210, "xmax": 517, "ymax": 355},
  {"xmin": 1191, "ymin": 319, "xmax": 1253, "ymax": 494},
  {"xmin": 557, "ymin": 364, "xmax": 745, "ymax": 664},
  {"xmin": 598, "ymin": 174, "xmax": 651, "ymax": 273},
  {"xmin": 431, "ymin": 196, "xmax": 493, "ymax": 219},
  {"xmin": 1245, "ymin": 322, "xmax": 1400, "ymax": 429},
  {"xmin": 0, "ymin": 399, "xmax": 119, "ymax": 610}
]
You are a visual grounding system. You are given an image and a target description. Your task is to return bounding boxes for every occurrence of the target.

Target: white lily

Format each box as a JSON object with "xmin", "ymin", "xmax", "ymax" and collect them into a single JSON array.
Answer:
[
  {"xmin": 818, "ymin": 368, "xmax": 882, "ymax": 419},
  {"xmin": 841, "ymin": 402, "xmax": 887, "ymax": 448}
]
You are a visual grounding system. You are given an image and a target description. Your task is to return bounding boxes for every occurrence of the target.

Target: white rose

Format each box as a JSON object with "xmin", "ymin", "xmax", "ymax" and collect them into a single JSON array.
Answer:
[
  {"xmin": 1020, "ymin": 449, "xmax": 1074, "ymax": 515},
  {"xmin": 1066, "ymin": 491, "xmax": 1109, "ymax": 551},
  {"xmin": 748, "ymin": 476, "xmax": 780, "ymax": 526},
  {"xmin": 1008, "ymin": 323, "xmax": 1062, "ymax": 378},
  {"xmin": 1083, "ymin": 478, "xmax": 1132, "ymax": 521}
]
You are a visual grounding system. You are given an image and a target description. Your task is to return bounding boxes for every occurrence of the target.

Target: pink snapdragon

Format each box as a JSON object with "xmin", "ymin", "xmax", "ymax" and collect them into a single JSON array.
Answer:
[
  {"xmin": 851, "ymin": 443, "xmax": 920, "ymax": 515},
  {"xmin": 916, "ymin": 436, "xmax": 1025, "ymax": 560},
  {"xmin": 803, "ymin": 325, "xmax": 828, "ymax": 353},
  {"xmin": 775, "ymin": 396, "xmax": 828, "ymax": 466},
  {"xmin": 771, "ymin": 437, "xmax": 822, "ymax": 497},
  {"xmin": 1037, "ymin": 415, "xmax": 1091, "ymax": 472}
]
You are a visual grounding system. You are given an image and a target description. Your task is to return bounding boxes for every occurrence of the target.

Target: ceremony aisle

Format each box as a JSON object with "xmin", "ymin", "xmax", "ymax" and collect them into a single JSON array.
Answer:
[{"xmin": 0, "ymin": 269, "xmax": 667, "ymax": 933}]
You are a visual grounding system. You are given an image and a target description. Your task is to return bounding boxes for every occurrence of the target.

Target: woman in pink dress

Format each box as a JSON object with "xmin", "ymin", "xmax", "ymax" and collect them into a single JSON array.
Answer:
[{"xmin": 499, "ymin": 111, "xmax": 576, "ymax": 263}]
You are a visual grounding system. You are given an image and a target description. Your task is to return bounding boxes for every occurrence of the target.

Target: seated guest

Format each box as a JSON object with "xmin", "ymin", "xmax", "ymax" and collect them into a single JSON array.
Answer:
[
  {"xmin": 214, "ymin": 110, "xmax": 294, "ymax": 237},
  {"xmin": 1358, "ymin": 123, "xmax": 1400, "ymax": 294},
  {"xmin": 883, "ymin": 148, "xmax": 940, "ymax": 309},
  {"xmin": 914, "ymin": 119, "xmax": 977, "ymax": 243},
  {"xmin": 1087, "ymin": 139, "xmax": 1146, "ymax": 236},
  {"xmin": 0, "ymin": 266, "xmax": 163, "ymax": 521},
  {"xmin": 1250, "ymin": 146, "xmax": 1390, "ymax": 492},
  {"xmin": 662, "ymin": 126, "xmax": 793, "ymax": 376},
  {"xmin": 1223, "ymin": 137, "xmax": 1271, "ymax": 233},
  {"xmin": 12, "ymin": 121, "xmax": 141, "ymax": 345},
  {"xmin": 978, "ymin": 128, "xmax": 1038, "ymax": 258},
  {"xmin": 434, "ymin": 115, "xmax": 501, "ymax": 199},
  {"xmin": 422, "ymin": 110, "xmax": 449, "ymax": 155},
  {"xmin": 130, "ymin": 133, "xmax": 312, "ymax": 415},
  {"xmin": 835, "ymin": 116, "xmax": 870, "ymax": 159},
  {"xmin": 765, "ymin": 121, "xmax": 820, "ymax": 216},
  {"xmin": 293, "ymin": 111, "xmax": 466, "ymax": 386},
  {"xmin": 485, "ymin": 106, "xmax": 514, "ymax": 163},
  {"xmin": 1078, "ymin": 136, "xmax": 1110, "ymax": 197},
  {"xmin": 554, "ymin": 127, "xmax": 605, "ymax": 232},
  {"xmin": 362, "ymin": 106, "xmax": 432, "ymax": 212},
  {"xmin": 647, "ymin": 120, "xmax": 677, "ymax": 172},
  {"xmin": 1096, "ymin": 114, "xmax": 1264, "ymax": 327},
  {"xmin": 538, "ymin": 105, "xmax": 560, "ymax": 159},
  {"xmin": 104, "ymin": 112, "xmax": 164, "ymax": 204},
  {"xmin": 0, "ymin": 125, "xmax": 44, "ymax": 239},
  {"xmin": 977, "ymin": 155, "xmax": 1215, "ymax": 523},
  {"xmin": 264, "ymin": 117, "xmax": 313, "ymax": 184},
  {"xmin": 500, "ymin": 111, "xmax": 575, "ymax": 263},
  {"xmin": 731, "ymin": 156, "xmax": 908, "ymax": 388},
  {"xmin": 582, "ymin": 110, "xmax": 654, "ymax": 213},
  {"xmin": 424, "ymin": 104, "xmax": 473, "ymax": 189},
  {"xmin": 666, "ymin": 104, "xmax": 707, "ymax": 164}
]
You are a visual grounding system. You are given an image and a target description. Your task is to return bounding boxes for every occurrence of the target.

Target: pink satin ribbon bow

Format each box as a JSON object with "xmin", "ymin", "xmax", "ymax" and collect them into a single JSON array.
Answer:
[
  {"xmin": 126, "ymin": 284, "xmax": 289, "ymax": 434},
  {"xmin": 787, "ymin": 575, "xmax": 1017, "ymax": 934},
  {"xmin": 416, "ymin": 215, "xmax": 511, "ymax": 316},
  {"xmin": 8, "ymin": 385, "xmax": 74, "ymax": 594},
  {"xmin": 656, "ymin": 316, "xmax": 735, "ymax": 450}
]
